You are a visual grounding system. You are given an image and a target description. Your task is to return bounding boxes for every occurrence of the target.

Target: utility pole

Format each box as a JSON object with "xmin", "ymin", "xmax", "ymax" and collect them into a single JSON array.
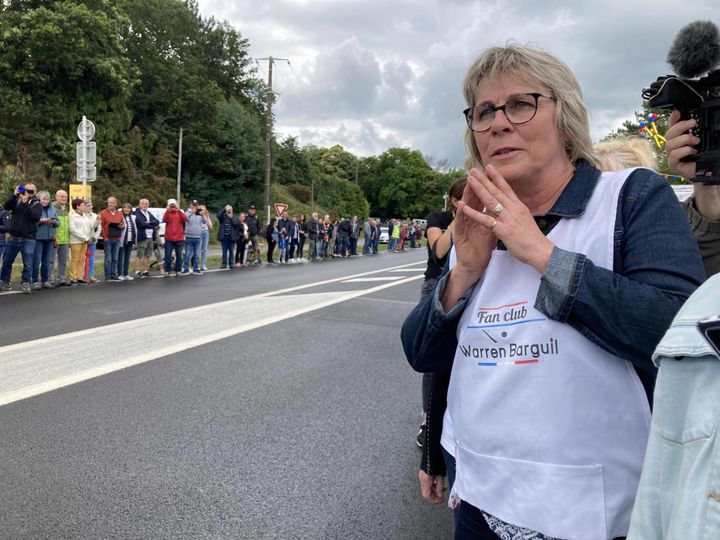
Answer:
[
  {"xmin": 176, "ymin": 127, "xmax": 183, "ymax": 203},
  {"xmin": 258, "ymin": 56, "xmax": 288, "ymax": 224},
  {"xmin": 263, "ymin": 57, "xmax": 273, "ymax": 225}
]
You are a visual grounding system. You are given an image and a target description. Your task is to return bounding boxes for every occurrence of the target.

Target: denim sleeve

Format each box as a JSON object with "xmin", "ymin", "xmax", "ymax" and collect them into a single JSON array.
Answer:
[
  {"xmin": 401, "ymin": 269, "xmax": 476, "ymax": 373},
  {"xmin": 536, "ymin": 170, "xmax": 706, "ymax": 372}
]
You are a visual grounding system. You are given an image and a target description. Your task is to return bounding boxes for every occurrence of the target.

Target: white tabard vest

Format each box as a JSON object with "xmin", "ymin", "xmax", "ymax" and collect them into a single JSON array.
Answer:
[{"xmin": 444, "ymin": 170, "xmax": 651, "ymax": 539}]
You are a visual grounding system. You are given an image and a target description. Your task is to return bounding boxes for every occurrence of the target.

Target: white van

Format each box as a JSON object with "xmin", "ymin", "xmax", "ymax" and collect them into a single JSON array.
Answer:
[{"xmin": 146, "ymin": 207, "xmax": 167, "ymax": 241}]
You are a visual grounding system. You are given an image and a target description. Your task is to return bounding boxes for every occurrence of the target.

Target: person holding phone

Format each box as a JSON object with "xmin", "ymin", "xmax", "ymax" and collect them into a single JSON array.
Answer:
[
  {"xmin": 216, "ymin": 204, "xmax": 239, "ymax": 269},
  {"xmin": 163, "ymin": 198, "xmax": 187, "ymax": 277}
]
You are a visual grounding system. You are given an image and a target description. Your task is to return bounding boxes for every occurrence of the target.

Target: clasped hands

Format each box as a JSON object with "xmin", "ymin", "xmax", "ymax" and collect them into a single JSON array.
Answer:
[{"xmin": 452, "ymin": 164, "xmax": 555, "ymax": 282}]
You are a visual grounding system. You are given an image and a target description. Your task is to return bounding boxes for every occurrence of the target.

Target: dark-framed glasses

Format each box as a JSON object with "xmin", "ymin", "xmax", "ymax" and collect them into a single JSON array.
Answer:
[{"xmin": 463, "ymin": 93, "xmax": 557, "ymax": 133}]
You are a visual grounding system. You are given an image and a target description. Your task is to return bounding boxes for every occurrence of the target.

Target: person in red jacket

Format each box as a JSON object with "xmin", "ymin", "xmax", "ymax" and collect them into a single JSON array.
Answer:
[
  {"xmin": 99, "ymin": 196, "xmax": 125, "ymax": 282},
  {"xmin": 162, "ymin": 198, "xmax": 188, "ymax": 277}
]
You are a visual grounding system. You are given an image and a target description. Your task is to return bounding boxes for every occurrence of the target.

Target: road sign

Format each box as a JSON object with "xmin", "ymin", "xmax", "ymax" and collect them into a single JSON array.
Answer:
[
  {"xmin": 77, "ymin": 118, "xmax": 95, "ymax": 142},
  {"xmin": 274, "ymin": 203, "xmax": 288, "ymax": 217},
  {"xmin": 76, "ymin": 142, "xmax": 96, "ymax": 166},
  {"xmin": 76, "ymin": 166, "xmax": 96, "ymax": 183}
]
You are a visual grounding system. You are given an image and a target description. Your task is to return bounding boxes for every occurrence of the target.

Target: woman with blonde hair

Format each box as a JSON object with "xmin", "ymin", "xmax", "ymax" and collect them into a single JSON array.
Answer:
[
  {"xmin": 594, "ymin": 137, "xmax": 657, "ymax": 171},
  {"xmin": 402, "ymin": 44, "xmax": 704, "ymax": 539}
]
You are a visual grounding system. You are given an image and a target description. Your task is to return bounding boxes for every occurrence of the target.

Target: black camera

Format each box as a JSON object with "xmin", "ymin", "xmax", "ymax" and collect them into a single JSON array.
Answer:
[
  {"xmin": 643, "ymin": 71, "xmax": 720, "ymax": 185},
  {"xmin": 642, "ymin": 20, "xmax": 720, "ymax": 185}
]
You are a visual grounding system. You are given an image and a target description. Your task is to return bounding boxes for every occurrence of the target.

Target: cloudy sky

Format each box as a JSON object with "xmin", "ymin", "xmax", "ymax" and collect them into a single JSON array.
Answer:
[{"xmin": 196, "ymin": 0, "xmax": 715, "ymax": 168}]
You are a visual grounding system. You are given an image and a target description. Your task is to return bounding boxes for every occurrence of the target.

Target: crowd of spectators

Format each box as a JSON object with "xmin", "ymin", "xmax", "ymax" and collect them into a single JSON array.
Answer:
[{"xmin": 0, "ymin": 189, "xmax": 422, "ymax": 294}]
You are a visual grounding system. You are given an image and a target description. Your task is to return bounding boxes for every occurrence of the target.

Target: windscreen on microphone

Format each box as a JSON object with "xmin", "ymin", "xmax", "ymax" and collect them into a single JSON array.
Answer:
[{"xmin": 666, "ymin": 20, "xmax": 720, "ymax": 78}]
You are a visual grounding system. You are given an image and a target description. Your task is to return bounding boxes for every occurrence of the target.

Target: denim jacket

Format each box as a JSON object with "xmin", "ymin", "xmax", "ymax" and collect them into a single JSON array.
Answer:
[
  {"xmin": 402, "ymin": 163, "xmax": 706, "ymax": 403},
  {"xmin": 628, "ymin": 273, "xmax": 720, "ymax": 539},
  {"xmin": 35, "ymin": 204, "xmax": 60, "ymax": 241}
]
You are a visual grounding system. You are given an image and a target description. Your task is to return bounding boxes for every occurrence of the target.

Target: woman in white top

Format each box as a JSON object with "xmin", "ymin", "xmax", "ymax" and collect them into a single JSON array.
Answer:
[
  {"xmin": 68, "ymin": 198, "xmax": 94, "ymax": 286},
  {"xmin": 401, "ymin": 45, "xmax": 705, "ymax": 539}
]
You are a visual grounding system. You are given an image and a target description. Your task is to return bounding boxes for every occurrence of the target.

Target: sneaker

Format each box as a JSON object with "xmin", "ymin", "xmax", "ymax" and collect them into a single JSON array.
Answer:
[
  {"xmin": 202, "ymin": 265, "xmax": 208, "ymax": 271},
  {"xmin": 32, "ymin": 282, "xmax": 42, "ymax": 290},
  {"xmin": 110, "ymin": 277, "xmax": 122, "ymax": 283},
  {"xmin": 180, "ymin": 270, "xmax": 191, "ymax": 275},
  {"xmin": 42, "ymin": 282, "xmax": 54, "ymax": 289},
  {"xmin": 70, "ymin": 280, "xmax": 78, "ymax": 287},
  {"xmin": 175, "ymin": 272, "xmax": 182, "ymax": 278},
  {"xmin": 142, "ymin": 271, "xmax": 151, "ymax": 277},
  {"xmin": 1, "ymin": 281, "xmax": 11, "ymax": 291},
  {"xmin": 195, "ymin": 270, "xmax": 203, "ymax": 276},
  {"xmin": 21, "ymin": 282, "xmax": 31, "ymax": 294},
  {"xmin": 416, "ymin": 424, "xmax": 426, "ymax": 448},
  {"xmin": 124, "ymin": 275, "xmax": 134, "ymax": 281},
  {"xmin": 220, "ymin": 264, "xmax": 227, "ymax": 269}
]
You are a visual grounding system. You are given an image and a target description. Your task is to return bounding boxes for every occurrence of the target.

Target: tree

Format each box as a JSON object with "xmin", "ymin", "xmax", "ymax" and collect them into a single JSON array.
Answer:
[
  {"xmin": 0, "ymin": 0, "xmax": 137, "ymax": 185},
  {"xmin": 367, "ymin": 147, "xmax": 437, "ymax": 218},
  {"xmin": 601, "ymin": 103, "xmax": 672, "ymax": 177},
  {"xmin": 304, "ymin": 144, "xmax": 358, "ymax": 183},
  {"xmin": 273, "ymin": 136, "xmax": 311, "ymax": 185}
]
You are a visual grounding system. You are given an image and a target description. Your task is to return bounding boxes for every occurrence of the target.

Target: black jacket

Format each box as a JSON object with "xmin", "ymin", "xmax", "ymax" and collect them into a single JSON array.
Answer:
[
  {"xmin": 309, "ymin": 219, "xmax": 321, "ymax": 241},
  {"xmin": 245, "ymin": 213, "xmax": 260, "ymax": 236},
  {"xmin": 3, "ymin": 195, "xmax": 42, "ymax": 239},
  {"xmin": 216, "ymin": 209, "xmax": 240, "ymax": 242},
  {"xmin": 339, "ymin": 219, "xmax": 352, "ymax": 238}
]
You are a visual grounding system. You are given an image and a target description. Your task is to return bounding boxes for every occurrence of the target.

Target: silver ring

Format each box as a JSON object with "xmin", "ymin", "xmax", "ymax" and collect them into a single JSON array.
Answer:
[
  {"xmin": 488, "ymin": 218, "xmax": 498, "ymax": 230},
  {"xmin": 492, "ymin": 203, "xmax": 504, "ymax": 216}
]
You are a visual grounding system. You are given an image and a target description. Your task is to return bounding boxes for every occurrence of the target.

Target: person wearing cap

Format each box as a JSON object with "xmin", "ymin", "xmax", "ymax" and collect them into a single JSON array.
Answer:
[
  {"xmin": 163, "ymin": 198, "xmax": 188, "ymax": 277},
  {"xmin": 245, "ymin": 204, "xmax": 261, "ymax": 265},
  {"xmin": 183, "ymin": 200, "xmax": 208, "ymax": 275}
]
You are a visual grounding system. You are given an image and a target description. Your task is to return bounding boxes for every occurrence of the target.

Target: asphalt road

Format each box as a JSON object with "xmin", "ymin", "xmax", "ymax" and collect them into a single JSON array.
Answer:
[{"xmin": 0, "ymin": 249, "xmax": 454, "ymax": 539}]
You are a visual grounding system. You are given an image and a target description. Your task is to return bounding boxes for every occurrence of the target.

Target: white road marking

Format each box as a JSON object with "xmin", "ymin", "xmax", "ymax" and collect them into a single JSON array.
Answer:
[
  {"xmin": 0, "ymin": 270, "xmax": 423, "ymax": 407},
  {"xmin": 342, "ymin": 277, "xmax": 404, "ymax": 283}
]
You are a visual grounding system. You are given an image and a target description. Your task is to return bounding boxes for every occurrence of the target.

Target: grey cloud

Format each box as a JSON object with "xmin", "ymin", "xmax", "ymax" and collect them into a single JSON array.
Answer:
[{"xmin": 198, "ymin": 0, "xmax": 716, "ymax": 167}]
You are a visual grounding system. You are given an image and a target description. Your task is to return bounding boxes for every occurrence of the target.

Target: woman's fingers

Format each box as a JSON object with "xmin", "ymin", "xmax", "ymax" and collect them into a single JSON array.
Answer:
[{"xmin": 484, "ymin": 164, "xmax": 519, "ymax": 203}]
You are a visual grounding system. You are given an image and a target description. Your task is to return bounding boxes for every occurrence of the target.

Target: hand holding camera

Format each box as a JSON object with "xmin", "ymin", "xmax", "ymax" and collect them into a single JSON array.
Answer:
[{"xmin": 642, "ymin": 20, "xmax": 720, "ymax": 185}]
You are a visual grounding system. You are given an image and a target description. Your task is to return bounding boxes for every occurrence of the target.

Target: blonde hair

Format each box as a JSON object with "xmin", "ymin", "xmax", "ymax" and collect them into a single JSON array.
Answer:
[
  {"xmin": 593, "ymin": 137, "xmax": 657, "ymax": 172},
  {"xmin": 463, "ymin": 44, "xmax": 598, "ymax": 169}
]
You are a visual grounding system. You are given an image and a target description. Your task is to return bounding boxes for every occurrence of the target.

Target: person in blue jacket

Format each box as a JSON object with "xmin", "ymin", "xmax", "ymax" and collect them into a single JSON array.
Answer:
[{"xmin": 31, "ymin": 190, "xmax": 60, "ymax": 289}]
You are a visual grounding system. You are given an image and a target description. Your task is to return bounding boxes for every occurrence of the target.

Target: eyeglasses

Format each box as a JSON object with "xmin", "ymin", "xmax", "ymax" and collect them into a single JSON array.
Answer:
[{"xmin": 463, "ymin": 93, "xmax": 557, "ymax": 133}]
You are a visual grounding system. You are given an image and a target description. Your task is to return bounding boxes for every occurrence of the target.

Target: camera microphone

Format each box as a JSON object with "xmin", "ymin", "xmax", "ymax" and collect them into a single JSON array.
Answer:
[{"xmin": 667, "ymin": 20, "xmax": 720, "ymax": 78}]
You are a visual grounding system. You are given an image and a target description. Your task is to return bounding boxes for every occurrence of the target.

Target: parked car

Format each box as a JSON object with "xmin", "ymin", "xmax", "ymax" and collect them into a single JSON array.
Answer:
[{"xmin": 379, "ymin": 226, "xmax": 389, "ymax": 244}]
